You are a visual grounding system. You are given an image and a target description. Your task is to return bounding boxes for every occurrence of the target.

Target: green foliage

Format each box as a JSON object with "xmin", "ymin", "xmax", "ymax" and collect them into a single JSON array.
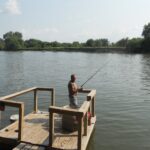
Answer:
[
  {"xmin": 24, "ymin": 39, "xmax": 43, "ymax": 49},
  {"xmin": 86, "ymin": 38, "xmax": 109, "ymax": 47},
  {"xmin": 61, "ymin": 42, "xmax": 72, "ymax": 48},
  {"xmin": 72, "ymin": 41, "xmax": 80, "ymax": 47},
  {"xmin": 127, "ymin": 38, "xmax": 143, "ymax": 52},
  {"xmin": 141, "ymin": 38, "xmax": 150, "ymax": 52},
  {"xmin": 86, "ymin": 39, "xmax": 95, "ymax": 47},
  {"xmin": 0, "ymin": 38, "xmax": 5, "ymax": 50},
  {"xmin": 100, "ymin": 39, "xmax": 109, "ymax": 47},
  {"xmin": 115, "ymin": 38, "xmax": 128, "ymax": 47},
  {"xmin": 142, "ymin": 23, "xmax": 150, "ymax": 39},
  {"xmin": 2, "ymin": 23, "xmax": 150, "ymax": 53},
  {"xmin": 3, "ymin": 31, "xmax": 24, "ymax": 50},
  {"xmin": 50, "ymin": 41, "xmax": 60, "ymax": 47}
]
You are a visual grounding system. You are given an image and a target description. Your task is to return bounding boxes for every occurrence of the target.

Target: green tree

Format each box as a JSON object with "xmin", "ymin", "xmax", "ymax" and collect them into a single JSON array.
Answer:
[
  {"xmin": 50, "ymin": 41, "xmax": 61, "ymax": 47},
  {"xmin": 3, "ymin": 31, "xmax": 24, "ymax": 50},
  {"xmin": 94, "ymin": 39, "xmax": 102, "ymax": 47},
  {"xmin": 0, "ymin": 38, "xmax": 5, "ymax": 50},
  {"xmin": 127, "ymin": 38, "xmax": 143, "ymax": 52},
  {"xmin": 141, "ymin": 38, "xmax": 150, "ymax": 52},
  {"xmin": 141, "ymin": 23, "xmax": 150, "ymax": 52},
  {"xmin": 86, "ymin": 39, "xmax": 95, "ymax": 47},
  {"xmin": 115, "ymin": 38, "xmax": 128, "ymax": 47},
  {"xmin": 62, "ymin": 42, "xmax": 71, "ymax": 47},
  {"xmin": 24, "ymin": 39, "xmax": 43, "ymax": 49},
  {"xmin": 100, "ymin": 39, "xmax": 109, "ymax": 47},
  {"xmin": 142, "ymin": 23, "xmax": 150, "ymax": 39},
  {"xmin": 72, "ymin": 41, "xmax": 80, "ymax": 47}
]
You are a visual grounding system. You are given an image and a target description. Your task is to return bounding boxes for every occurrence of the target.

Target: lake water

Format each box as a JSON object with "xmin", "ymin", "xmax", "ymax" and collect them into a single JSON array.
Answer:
[{"xmin": 1, "ymin": 51, "xmax": 150, "ymax": 150}]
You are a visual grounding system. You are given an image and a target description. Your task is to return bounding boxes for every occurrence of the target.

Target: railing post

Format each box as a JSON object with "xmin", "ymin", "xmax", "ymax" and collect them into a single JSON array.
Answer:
[
  {"xmin": 34, "ymin": 89, "xmax": 38, "ymax": 113},
  {"xmin": 18, "ymin": 103, "xmax": 24, "ymax": 141},
  {"xmin": 84, "ymin": 112, "xmax": 88, "ymax": 136},
  {"xmin": 49, "ymin": 110, "xmax": 54, "ymax": 147},
  {"xmin": 51, "ymin": 88, "xmax": 55, "ymax": 106},
  {"xmin": 92, "ymin": 96, "xmax": 95, "ymax": 117},
  {"xmin": 77, "ymin": 116, "xmax": 83, "ymax": 150}
]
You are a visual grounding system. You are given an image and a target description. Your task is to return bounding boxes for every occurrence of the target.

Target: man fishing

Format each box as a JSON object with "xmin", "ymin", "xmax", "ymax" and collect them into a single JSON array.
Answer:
[
  {"xmin": 68, "ymin": 61, "xmax": 109, "ymax": 108},
  {"xmin": 68, "ymin": 74, "xmax": 82, "ymax": 108}
]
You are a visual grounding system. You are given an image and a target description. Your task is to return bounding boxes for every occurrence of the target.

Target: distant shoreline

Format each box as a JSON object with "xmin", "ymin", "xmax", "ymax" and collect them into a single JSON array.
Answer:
[
  {"xmin": 1, "ymin": 47, "xmax": 149, "ymax": 53},
  {"xmin": 1, "ymin": 47, "xmax": 128, "ymax": 53}
]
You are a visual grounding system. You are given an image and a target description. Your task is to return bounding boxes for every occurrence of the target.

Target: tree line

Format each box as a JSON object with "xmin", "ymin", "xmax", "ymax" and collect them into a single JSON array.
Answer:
[
  {"xmin": 0, "ymin": 22, "xmax": 150, "ymax": 53},
  {"xmin": 0, "ymin": 33, "xmax": 110, "ymax": 50}
]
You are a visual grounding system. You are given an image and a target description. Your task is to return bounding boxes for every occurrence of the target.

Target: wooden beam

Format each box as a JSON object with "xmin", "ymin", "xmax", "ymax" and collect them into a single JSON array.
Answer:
[
  {"xmin": 18, "ymin": 103, "xmax": 24, "ymax": 141},
  {"xmin": 77, "ymin": 116, "xmax": 83, "ymax": 150},
  {"xmin": 80, "ymin": 101, "xmax": 91, "ymax": 115},
  {"xmin": 51, "ymin": 89, "xmax": 55, "ymax": 106},
  {"xmin": 37, "ymin": 88, "xmax": 54, "ymax": 91},
  {"xmin": 36, "ymin": 87, "xmax": 55, "ymax": 106},
  {"xmin": 49, "ymin": 111, "xmax": 54, "ymax": 147},
  {"xmin": 78, "ymin": 89, "xmax": 91, "ymax": 93},
  {"xmin": 0, "ymin": 100, "xmax": 24, "ymax": 108},
  {"xmin": 0, "ymin": 87, "xmax": 37, "ymax": 101},
  {"xmin": 0, "ymin": 100, "xmax": 24, "ymax": 141},
  {"xmin": 49, "ymin": 106, "xmax": 84, "ymax": 117},
  {"xmin": 87, "ymin": 90, "xmax": 96, "ymax": 100},
  {"xmin": 34, "ymin": 89, "xmax": 38, "ymax": 113},
  {"xmin": 83, "ymin": 112, "xmax": 88, "ymax": 136},
  {"xmin": 92, "ymin": 97, "xmax": 95, "ymax": 117}
]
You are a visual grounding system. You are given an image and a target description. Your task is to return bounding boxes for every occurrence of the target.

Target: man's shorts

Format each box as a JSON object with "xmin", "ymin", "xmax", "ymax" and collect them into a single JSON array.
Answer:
[{"xmin": 69, "ymin": 95, "xmax": 78, "ymax": 108}]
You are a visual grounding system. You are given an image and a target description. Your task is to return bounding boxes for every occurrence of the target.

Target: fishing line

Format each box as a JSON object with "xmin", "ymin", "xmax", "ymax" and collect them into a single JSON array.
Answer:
[{"xmin": 80, "ymin": 60, "xmax": 110, "ymax": 88}]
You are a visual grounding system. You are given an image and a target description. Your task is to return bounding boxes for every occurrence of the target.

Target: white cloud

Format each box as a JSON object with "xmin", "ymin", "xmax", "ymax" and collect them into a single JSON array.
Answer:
[{"xmin": 2, "ymin": 0, "xmax": 21, "ymax": 15}]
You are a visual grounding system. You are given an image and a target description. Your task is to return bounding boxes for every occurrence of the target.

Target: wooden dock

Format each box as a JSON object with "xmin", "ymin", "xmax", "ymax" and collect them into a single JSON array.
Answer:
[{"xmin": 0, "ymin": 87, "xmax": 96, "ymax": 150}]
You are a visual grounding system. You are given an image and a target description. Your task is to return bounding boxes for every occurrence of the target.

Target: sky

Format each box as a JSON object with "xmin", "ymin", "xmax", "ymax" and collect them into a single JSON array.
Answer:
[{"xmin": 0, "ymin": 0, "xmax": 150, "ymax": 43}]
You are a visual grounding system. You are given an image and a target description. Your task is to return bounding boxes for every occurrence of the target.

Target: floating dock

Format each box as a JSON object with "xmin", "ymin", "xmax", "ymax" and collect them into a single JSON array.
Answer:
[{"xmin": 0, "ymin": 87, "xmax": 96, "ymax": 150}]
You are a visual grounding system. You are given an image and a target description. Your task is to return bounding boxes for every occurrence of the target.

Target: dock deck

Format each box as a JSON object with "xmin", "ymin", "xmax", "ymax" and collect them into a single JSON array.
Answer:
[{"xmin": 0, "ymin": 87, "xmax": 96, "ymax": 150}]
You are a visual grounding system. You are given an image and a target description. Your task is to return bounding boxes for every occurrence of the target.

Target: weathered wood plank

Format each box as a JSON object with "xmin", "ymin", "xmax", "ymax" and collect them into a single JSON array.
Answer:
[
  {"xmin": 82, "ymin": 116, "xmax": 96, "ymax": 150},
  {"xmin": 0, "ymin": 87, "xmax": 37, "ymax": 100},
  {"xmin": 1, "ymin": 87, "xmax": 96, "ymax": 150},
  {"xmin": 1, "ymin": 112, "xmax": 96, "ymax": 150},
  {"xmin": 0, "ymin": 100, "xmax": 23, "ymax": 107},
  {"xmin": 49, "ymin": 106, "xmax": 83, "ymax": 117},
  {"xmin": 34, "ymin": 89, "xmax": 38, "ymax": 113},
  {"xmin": 18, "ymin": 103, "xmax": 24, "ymax": 141},
  {"xmin": 87, "ymin": 90, "xmax": 96, "ymax": 100}
]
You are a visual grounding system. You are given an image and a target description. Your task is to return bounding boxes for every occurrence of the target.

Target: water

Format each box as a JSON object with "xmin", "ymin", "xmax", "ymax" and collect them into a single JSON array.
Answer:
[{"xmin": 1, "ymin": 51, "xmax": 150, "ymax": 150}]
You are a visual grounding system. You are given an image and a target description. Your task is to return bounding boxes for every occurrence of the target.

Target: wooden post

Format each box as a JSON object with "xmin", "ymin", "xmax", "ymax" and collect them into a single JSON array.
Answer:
[
  {"xmin": 18, "ymin": 103, "xmax": 24, "ymax": 141},
  {"xmin": 51, "ymin": 88, "xmax": 55, "ymax": 106},
  {"xmin": 92, "ymin": 96, "xmax": 95, "ymax": 117},
  {"xmin": 34, "ymin": 89, "xmax": 38, "ymax": 113},
  {"xmin": 77, "ymin": 116, "xmax": 83, "ymax": 150},
  {"xmin": 87, "ymin": 95, "xmax": 91, "ymax": 115},
  {"xmin": 49, "ymin": 111, "xmax": 54, "ymax": 147},
  {"xmin": 87, "ymin": 95, "xmax": 91, "ymax": 101},
  {"xmin": 84, "ymin": 112, "xmax": 88, "ymax": 136}
]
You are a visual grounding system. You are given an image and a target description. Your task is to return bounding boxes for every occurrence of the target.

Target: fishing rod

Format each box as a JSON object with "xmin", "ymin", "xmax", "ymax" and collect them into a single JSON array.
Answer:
[{"xmin": 80, "ymin": 60, "xmax": 110, "ymax": 88}]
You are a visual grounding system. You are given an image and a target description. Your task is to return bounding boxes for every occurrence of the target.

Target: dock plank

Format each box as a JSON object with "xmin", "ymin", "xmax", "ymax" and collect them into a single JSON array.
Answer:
[
  {"xmin": 52, "ymin": 117, "xmax": 96, "ymax": 150},
  {"xmin": 0, "ymin": 111, "xmax": 96, "ymax": 150}
]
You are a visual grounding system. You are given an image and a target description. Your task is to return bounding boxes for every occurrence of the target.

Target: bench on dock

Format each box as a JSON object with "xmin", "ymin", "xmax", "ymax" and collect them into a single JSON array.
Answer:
[{"xmin": 0, "ymin": 87, "xmax": 96, "ymax": 150}]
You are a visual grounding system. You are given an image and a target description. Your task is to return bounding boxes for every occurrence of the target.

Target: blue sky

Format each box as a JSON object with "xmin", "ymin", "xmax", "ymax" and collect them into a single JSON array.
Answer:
[{"xmin": 0, "ymin": 0, "xmax": 150, "ymax": 43}]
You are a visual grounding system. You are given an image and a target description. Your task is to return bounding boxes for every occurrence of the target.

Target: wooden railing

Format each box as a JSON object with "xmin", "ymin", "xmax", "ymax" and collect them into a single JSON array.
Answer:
[
  {"xmin": 49, "ymin": 89, "xmax": 96, "ymax": 150},
  {"xmin": 0, "ymin": 87, "xmax": 55, "ymax": 141},
  {"xmin": 0, "ymin": 100, "xmax": 24, "ymax": 141}
]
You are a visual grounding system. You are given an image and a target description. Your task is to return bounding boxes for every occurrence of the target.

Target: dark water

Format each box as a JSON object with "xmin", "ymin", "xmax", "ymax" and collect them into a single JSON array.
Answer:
[{"xmin": 1, "ymin": 51, "xmax": 150, "ymax": 150}]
